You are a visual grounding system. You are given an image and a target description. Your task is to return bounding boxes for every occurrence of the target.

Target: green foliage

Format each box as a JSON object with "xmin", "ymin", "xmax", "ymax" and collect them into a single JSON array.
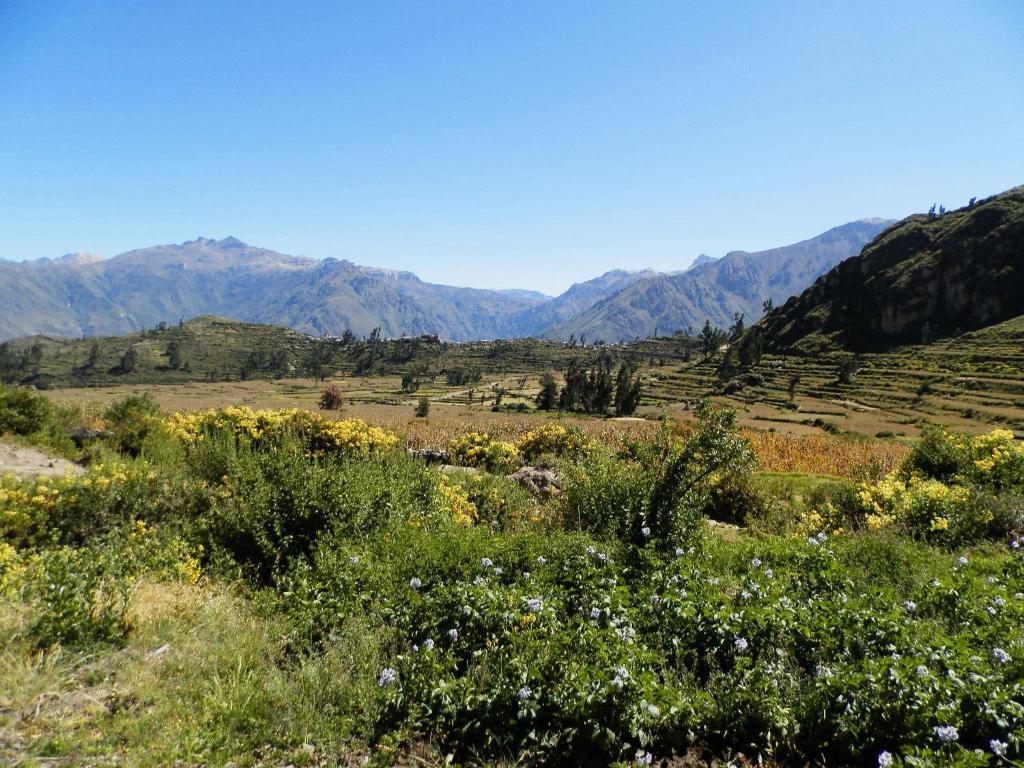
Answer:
[
  {"xmin": 559, "ymin": 402, "xmax": 754, "ymax": 547},
  {"xmin": 414, "ymin": 395, "xmax": 430, "ymax": 418},
  {"xmin": 103, "ymin": 391, "xmax": 162, "ymax": 456},
  {"xmin": 5, "ymin": 389, "xmax": 1024, "ymax": 765},
  {"xmin": 0, "ymin": 384, "xmax": 53, "ymax": 436},
  {"xmin": 24, "ymin": 544, "xmax": 133, "ymax": 648},
  {"xmin": 199, "ymin": 441, "xmax": 436, "ymax": 581},
  {"xmin": 535, "ymin": 371, "xmax": 559, "ymax": 410}
]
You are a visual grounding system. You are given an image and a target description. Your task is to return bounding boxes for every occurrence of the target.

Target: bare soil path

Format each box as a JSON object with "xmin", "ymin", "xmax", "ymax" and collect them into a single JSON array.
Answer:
[{"xmin": 0, "ymin": 440, "xmax": 83, "ymax": 479}]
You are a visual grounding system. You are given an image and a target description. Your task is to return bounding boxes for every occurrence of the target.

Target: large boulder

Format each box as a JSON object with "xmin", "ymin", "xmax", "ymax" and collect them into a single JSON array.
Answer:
[{"xmin": 508, "ymin": 466, "xmax": 561, "ymax": 498}]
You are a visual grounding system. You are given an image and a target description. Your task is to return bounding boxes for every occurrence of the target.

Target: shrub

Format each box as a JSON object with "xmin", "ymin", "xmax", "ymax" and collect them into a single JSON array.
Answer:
[
  {"xmin": 558, "ymin": 449, "xmax": 653, "ymax": 540},
  {"xmin": 199, "ymin": 442, "xmax": 435, "ymax": 580},
  {"xmin": 0, "ymin": 384, "xmax": 53, "ymax": 436},
  {"xmin": 103, "ymin": 392, "xmax": 162, "ymax": 456},
  {"xmin": 167, "ymin": 407, "xmax": 398, "ymax": 459},
  {"xmin": 415, "ymin": 396, "xmax": 430, "ymax": 418},
  {"xmin": 319, "ymin": 384, "xmax": 344, "ymax": 410},
  {"xmin": 517, "ymin": 423, "xmax": 590, "ymax": 464},
  {"xmin": 24, "ymin": 544, "xmax": 133, "ymax": 648},
  {"xmin": 448, "ymin": 432, "xmax": 520, "ymax": 474}
]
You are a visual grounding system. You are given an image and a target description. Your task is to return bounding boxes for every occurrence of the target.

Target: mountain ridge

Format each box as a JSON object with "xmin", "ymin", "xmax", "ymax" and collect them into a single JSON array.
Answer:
[{"xmin": 0, "ymin": 221, "xmax": 890, "ymax": 343}]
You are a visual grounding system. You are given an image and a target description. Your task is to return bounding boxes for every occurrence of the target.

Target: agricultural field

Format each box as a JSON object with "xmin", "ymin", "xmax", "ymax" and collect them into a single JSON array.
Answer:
[{"xmin": 0, "ymin": 380, "xmax": 1022, "ymax": 766}]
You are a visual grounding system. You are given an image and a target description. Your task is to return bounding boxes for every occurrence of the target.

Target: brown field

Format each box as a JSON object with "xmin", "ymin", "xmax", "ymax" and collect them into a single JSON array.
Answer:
[{"xmin": 46, "ymin": 375, "xmax": 914, "ymax": 480}]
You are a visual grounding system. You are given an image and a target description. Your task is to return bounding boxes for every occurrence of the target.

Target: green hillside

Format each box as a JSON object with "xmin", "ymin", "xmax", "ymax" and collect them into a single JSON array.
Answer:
[
  {"xmin": 760, "ymin": 186, "xmax": 1024, "ymax": 353},
  {"xmin": 0, "ymin": 316, "xmax": 696, "ymax": 389}
]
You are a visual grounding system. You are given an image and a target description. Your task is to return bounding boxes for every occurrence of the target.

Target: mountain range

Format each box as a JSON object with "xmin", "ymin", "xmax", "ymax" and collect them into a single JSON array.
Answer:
[{"xmin": 0, "ymin": 221, "xmax": 890, "ymax": 343}]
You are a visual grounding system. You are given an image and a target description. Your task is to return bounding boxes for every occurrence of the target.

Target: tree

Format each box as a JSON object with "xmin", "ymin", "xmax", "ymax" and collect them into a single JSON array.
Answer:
[
  {"xmin": 120, "ymin": 346, "xmax": 139, "ymax": 374},
  {"xmin": 87, "ymin": 341, "xmax": 102, "ymax": 369},
  {"xmin": 762, "ymin": 298, "xmax": 774, "ymax": 314},
  {"xmin": 401, "ymin": 372, "xmax": 418, "ymax": 393},
  {"xmin": 614, "ymin": 363, "xmax": 643, "ymax": 416},
  {"xmin": 728, "ymin": 312, "xmax": 745, "ymax": 342},
  {"xmin": 700, "ymin": 320, "xmax": 718, "ymax": 359},
  {"xmin": 837, "ymin": 355, "xmax": 859, "ymax": 385},
  {"xmin": 305, "ymin": 341, "xmax": 335, "ymax": 381},
  {"xmin": 558, "ymin": 360, "xmax": 588, "ymax": 411},
  {"xmin": 736, "ymin": 328, "xmax": 763, "ymax": 369},
  {"xmin": 716, "ymin": 349, "xmax": 738, "ymax": 383},
  {"xmin": 787, "ymin": 374, "xmax": 801, "ymax": 402},
  {"xmin": 414, "ymin": 396, "xmax": 430, "ymax": 418},
  {"xmin": 166, "ymin": 340, "xmax": 183, "ymax": 370},
  {"xmin": 272, "ymin": 348, "xmax": 290, "ymax": 379},
  {"xmin": 536, "ymin": 372, "xmax": 559, "ymax": 411}
]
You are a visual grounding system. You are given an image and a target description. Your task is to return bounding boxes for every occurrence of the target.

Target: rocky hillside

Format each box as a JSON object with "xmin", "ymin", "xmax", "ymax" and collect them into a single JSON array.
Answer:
[
  {"xmin": 544, "ymin": 220, "xmax": 890, "ymax": 342},
  {"xmin": 760, "ymin": 187, "xmax": 1024, "ymax": 353},
  {"xmin": 0, "ymin": 238, "xmax": 547, "ymax": 342}
]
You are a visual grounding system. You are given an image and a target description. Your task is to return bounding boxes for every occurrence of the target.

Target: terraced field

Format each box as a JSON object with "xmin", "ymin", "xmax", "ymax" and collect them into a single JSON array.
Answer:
[{"xmin": 644, "ymin": 316, "xmax": 1024, "ymax": 438}]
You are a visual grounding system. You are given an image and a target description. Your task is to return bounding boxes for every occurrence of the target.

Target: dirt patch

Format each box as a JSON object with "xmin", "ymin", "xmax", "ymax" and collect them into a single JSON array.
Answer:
[{"xmin": 0, "ymin": 442, "xmax": 82, "ymax": 480}]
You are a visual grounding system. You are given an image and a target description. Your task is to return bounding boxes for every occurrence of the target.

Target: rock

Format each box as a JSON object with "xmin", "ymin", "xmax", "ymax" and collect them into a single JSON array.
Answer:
[
  {"xmin": 68, "ymin": 426, "xmax": 112, "ymax": 447},
  {"xmin": 409, "ymin": 448, "xmax": 451, "ymax": 465},
  {"xmin": 508, "ymin": 466, "xmax": 561, "ymax": 498},
  {"xmin": 439, "ymin": 464, "xmax": 480, "ymax": 476},
  {"xmin": 720, "ymin": 379, "xmax": 745, "ymax": 395}
]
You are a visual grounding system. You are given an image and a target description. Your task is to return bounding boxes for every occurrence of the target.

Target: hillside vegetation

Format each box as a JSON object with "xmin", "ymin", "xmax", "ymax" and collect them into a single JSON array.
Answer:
[
  {"xmin": 760, "ymin": 187, "xmax": 1024, "ymax": 353},
  {"xmin": 1, "ymin": 387, "xmax": 1023, "ymax": 766}
]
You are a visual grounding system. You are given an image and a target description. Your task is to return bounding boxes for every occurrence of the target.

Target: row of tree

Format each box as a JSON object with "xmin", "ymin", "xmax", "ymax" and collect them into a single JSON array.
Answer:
[{"xmin": 535, "ymin": 354, "xmax": 643, "ymax": 416}]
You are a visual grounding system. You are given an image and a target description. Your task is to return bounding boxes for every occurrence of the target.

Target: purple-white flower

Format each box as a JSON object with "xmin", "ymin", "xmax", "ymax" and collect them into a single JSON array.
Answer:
[
  {"xmin": 992, "ymin": 647, "xmax": 1012, "ymax": 664},
  {"xmin": 448, "ymin": 628, "xmax": 458, "ymax": 642},
  {"xmin": 641, "ymin": 526, "xmax": 652, "ymax": 538},
  {"xmin": 751, "ymin": 558, "xmax": 762, "ymax": 568},
  {"xmin": 536, "ymin": 555, "xmax": 547, "ymax": 564},
  {"xmin": 517, "ymin": 685, "xmax": 532, "ymax": 701},
  {"xmin": 409, "ymin": 577, "xmax": 422, "ymax": 589},
  {"xmin": 525, "ymin": 597, "xmax": 543, "ymax": 613},
  {"xmin": 378, "ymin": 667, "xmax": 397, "ymax": 687},
  {"xmin": 957, "ymin": 555, "xmax": 969, "ymax": 566},
  {"xmin": 422, "ymin": 638, "xmax": 434, "ymax": 651},
  {"xmin": 878, "ymin": 751, "xmax": 894, "ymax": 767},
  {"xmin": 934, "ymin": 724, "xmax": 959, "ymax": 743},
  {"xmin": 734, "ymin": 637, "xmax": 749, "ymax": 653},
  {"xmin": 590, "ymin": 607, "xmax": 602, "ymax": 619},
  {"xmin": 903, "ymin": 600, "xmax": 917, "ymax": 613},
  {"xmin": 915, "ymin": 665, "xmax": 929, "ymax": 678},
  {"xmin": 482, "ymin": 557, "xmax": 493, "ymax": 569},
  {"xmin": 990, "ymin": 739, "xmax": 1008, "ymax": 756}
]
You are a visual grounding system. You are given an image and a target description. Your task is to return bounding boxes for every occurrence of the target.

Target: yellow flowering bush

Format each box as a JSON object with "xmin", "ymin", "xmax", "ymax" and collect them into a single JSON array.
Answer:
[
  {"xmin": 0, "ymin": 541, "xmax": 26, "ymax": 596},
  {"xmin": 904, "ymin": 426, "xmax": 1024, "ymax": 492},
  {"xmin": 167, "ymin": 407, "xmax": 398, "ymax": 458},
  {"xmin": 449, "ymin": 432, "xmax": 521, "ymax": 474},
  {"xmin": 435, "ymin": 474, "xmax": 478, "ymax": 526},
  {"xmin": 517, "ymin": 423, "xmax": 591, "ymax": 463}
]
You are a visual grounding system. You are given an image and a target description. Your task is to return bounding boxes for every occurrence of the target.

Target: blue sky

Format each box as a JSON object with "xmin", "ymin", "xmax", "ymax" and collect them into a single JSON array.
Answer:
[{"xmin": 1, "ymin": 1, "xmax": 1021, "ymax": 293}]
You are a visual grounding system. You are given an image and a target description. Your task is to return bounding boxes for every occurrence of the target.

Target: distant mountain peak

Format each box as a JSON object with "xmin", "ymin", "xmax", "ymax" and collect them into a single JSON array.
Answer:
[{"xmin": 690, "ymin": 254, "xmax": 716, "ymax": 269}]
